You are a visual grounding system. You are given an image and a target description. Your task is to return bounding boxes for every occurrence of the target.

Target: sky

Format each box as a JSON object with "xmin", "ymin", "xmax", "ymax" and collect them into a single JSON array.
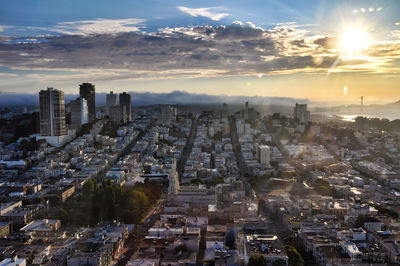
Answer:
[{"xmin": 0, "ymin": 0, "xmax": 400, "ymax": 105}]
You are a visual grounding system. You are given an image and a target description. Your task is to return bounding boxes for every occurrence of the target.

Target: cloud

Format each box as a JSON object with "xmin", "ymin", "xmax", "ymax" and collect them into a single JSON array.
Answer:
[
  {"xmin": 50, "ymin": 18, "xmax": 145, "ymax": 36},
  {"xmin": 391, "ymin": 30, "xmax": 400, "ymax": 39},
  {"xmin": 313, "ymin": 36, "xmax": 337, "ymax": 49},
  {"xmin": 0, "ymin": 73, "xmax": 17, "ymax": 77},
  {"xmin": 0, "ymin": 21, "xmax": 399, "ymax": 82},
  {"xmin": 354, "ymin": 7, "xmax": 382, "ymax": 13},
  {"xmin": 177, "ymin": 6, "xmax": 228, "ymax": 21},
  {"xmin": 0, "ymin": 26, "xmax": 3, "ymax": 33}
]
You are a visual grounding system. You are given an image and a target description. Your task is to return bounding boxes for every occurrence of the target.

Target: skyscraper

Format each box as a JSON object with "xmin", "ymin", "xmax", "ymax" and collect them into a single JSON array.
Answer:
[
  {"xmin": 79, "ymin": 83, "xmax": 96, "ymax": 122},
  {"xmin": 119, "ymin": 92, "xmax": 132, "ymax": 123},
  {"xmin": 244, "ymin": 101, "xmax": 249, "ymax": 120},
  {"xmin": 39, "ymin": 88, "xmax": 67, "ymax": 136},
  {"xmin": 70, "ymin": 97, "xmax": 88, "ymax": 131},
  {"xmin": 106, "ymin": 91, "xmax": 118, "ymax": 115},
  {"xmin": 294, "ymin": 103, "xmax": 310, "ymax": 124},
  {"xmin": 109, "ymin": 105, "xmax": 122, "ymax": 124}
]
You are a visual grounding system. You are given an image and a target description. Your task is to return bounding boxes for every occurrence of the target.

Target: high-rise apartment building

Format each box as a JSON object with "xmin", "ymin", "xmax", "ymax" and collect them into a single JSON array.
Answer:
[
  {"xmin": 119, "ymin": 92, "xmax": 132, "ymax": 123},
  {"xmin": 70, "ymin": 97, "xmax": 88, "ymax": 131},
  {"xmin": 106, "ymin": 91, "xmax": 118, "ymax": 115},
  {"xmin": 109, "ymin": 105, "xmax": 122, "ymax": 124},
  {"xmin": 79, "ymin": 83, "xmax": 96, "ymax": 122},
  {"xmin": 294, "ymin": 103, "xmax": 310, "ymax": 124},
  {"xmin": 39, "ymin": 88, "xmax": 67, "ymax": 136},
  {"xmin": 244, "ymin": 101, "xmax": 249, "ymax": 120}
]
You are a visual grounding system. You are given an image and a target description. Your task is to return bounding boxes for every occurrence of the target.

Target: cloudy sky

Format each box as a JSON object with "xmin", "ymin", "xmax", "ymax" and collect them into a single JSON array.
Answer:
[{"xmin": 0, "ymin": 0, "xmax": 400, "ymax": 104}]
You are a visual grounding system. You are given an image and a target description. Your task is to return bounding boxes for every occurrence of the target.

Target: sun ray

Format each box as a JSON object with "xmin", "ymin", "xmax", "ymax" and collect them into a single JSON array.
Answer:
[{"xmin": 339, "ymin": 29, "xmax": 371, "ymax": 60}]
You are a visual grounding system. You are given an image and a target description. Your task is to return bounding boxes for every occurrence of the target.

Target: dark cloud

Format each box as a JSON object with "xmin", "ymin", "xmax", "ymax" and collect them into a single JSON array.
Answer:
[
  {"xmin": 291, "ymin": 39, "xmax": 307, "ymax": 47},
  {"xmin": 313, "ymin": 36, "xmax": 337, "ymax": 49},
  {"xmin": 213, "ymin": 22, "xmax": 265, "ymax": 40}
]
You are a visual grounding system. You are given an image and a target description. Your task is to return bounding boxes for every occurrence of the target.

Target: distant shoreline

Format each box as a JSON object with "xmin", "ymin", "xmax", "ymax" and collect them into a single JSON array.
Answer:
[{"xmin": 314, "ymin": 111, "xmax": 400, "ymax": 122}]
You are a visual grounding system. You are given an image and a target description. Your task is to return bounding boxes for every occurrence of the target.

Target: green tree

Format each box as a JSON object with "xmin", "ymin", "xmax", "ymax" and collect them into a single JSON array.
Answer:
[
  {"xmin": 82, "ymin": 178, "xmax": 96, "ymax": 195},
  {"xmin": 57, "ymin": 208, "xmax": 69, "ymax": 224},
  {"xmin": 248, "ymin": 255, "xmax": 267, "ymax": 266},
  {"xmin": 56, "ymin": 180, "xmax": 161, "ymax": 225},
  {"xmin": 285, "ymin": 245, "xmax": 304, "ymax": 266},
  {"xmin": 35, "ymin": 197, "xmax": 46, "ymax": 204}
]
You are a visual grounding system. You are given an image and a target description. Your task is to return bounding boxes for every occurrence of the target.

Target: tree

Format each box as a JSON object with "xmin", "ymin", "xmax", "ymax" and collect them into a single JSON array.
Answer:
[
  {"xmin": 82, "ymin": 178, "xmax": 96, "ymax": 195},
  {"xmin": 286, "ymin": 231, "xmax": 294, "ymax": 245},
  {"xmin": 56, "ymin": 180, "xmax": 161, "ymax": 226},
  {"xmin": 248, "ymin": 255, "xmax": 267, "ymax": 266},
  {"xmin": 44, "ymin": 195, "xmax": 60, "ymax": 205},
  {"xmin": 314, "ymin": 179, "xmax": 337, "ymax": 198},
  {"xmin": 285, "ymin": 245, "xmax": 304, "ymax": 266},
  {"xmin": 57, "ymin": 208, "xmax": 69, "ymax": 224},
  {"xmin": 35, "ymin": 197, "xmax": 46, "ymax": 204}
]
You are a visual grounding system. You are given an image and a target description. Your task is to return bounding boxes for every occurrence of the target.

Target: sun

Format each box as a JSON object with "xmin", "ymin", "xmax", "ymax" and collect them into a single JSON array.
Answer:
[{"xmin": 339, "ymin": 29, "xmax": 371, "ymax": 59}]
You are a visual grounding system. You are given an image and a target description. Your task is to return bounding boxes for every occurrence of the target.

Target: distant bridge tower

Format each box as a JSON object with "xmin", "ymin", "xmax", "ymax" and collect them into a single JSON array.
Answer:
[{"xmin": 361, "ymin": 96, "xmax": 364, "ymax": 113}]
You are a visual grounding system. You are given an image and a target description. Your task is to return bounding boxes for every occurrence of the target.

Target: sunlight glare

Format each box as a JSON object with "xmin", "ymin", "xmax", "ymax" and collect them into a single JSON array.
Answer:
[{"xmin": 340, "ymin": 29, "xmax": 371, "ymax": 60}]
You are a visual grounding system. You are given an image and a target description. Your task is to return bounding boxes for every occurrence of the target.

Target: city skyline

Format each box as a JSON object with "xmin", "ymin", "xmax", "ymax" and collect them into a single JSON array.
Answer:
[
  {"xmin": 1, "ymin": 2, "xmax": 400, "ymax": 265},
  {"xmin": 0, "ymin": 0, "xmax": 400, "ymax": 104}
]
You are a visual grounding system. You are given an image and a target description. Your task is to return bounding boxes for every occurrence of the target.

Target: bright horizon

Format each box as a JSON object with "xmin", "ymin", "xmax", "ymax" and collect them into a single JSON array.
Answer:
[{"xmin": 1, "ymin": 0, "xmax": 400, "ymax": 105}]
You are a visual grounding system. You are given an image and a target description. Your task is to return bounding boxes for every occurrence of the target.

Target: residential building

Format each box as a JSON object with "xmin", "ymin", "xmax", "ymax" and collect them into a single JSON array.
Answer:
[
  {"xmin": 109, "ymin": 105, "xmax": 122, "ymax": 124},
  {"xmin": 106, "ymin": 91, "xmax": 118, "ymax": 115},
  {"xmin": 70, "ymin": 97, "xmax": 88, "ymax": 131},
  {"xmin": 119, "ymin": 92, "xmax": 132, "ymax": 123},
  {"xmin": 0, "ymin": 222, "xmax": 11, "ymax": 238},
  {"xmin": 79, "ymin": 83, "xmax": 96, "ymax": 122},
  {"xmin": 294, "ymin": 103, "xmax": 310, "ymax": 124},
  {"xmin": 39, "ymin": 88, "xmax": 67, "ymax": 136},
  {"xmin": 0, "ymin": 257, "xmax": 26, "ymax": 266}
]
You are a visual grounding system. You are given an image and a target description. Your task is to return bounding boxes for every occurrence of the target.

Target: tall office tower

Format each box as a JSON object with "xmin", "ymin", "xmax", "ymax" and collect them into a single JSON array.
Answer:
[
  {"xmin": 106, "ymin": 91, "xmax": 118, "ymax": 115},
  {"xmin": 79, "ymin": 83, "xmax": 96, "ymax": 122},
  {"xmin": 39, "ymin": 88, "xmax": 67, "ymax": 136},
  {"xmin": 256, "ymin": 145, "xmax": 271, "ymax": 165},
  {"xmin": 119, "ymin": 92, "xmax": 132, "ymax": 123},
  {"xmin": 294, "ymin": 103, "xmax": 310, "ymax": 124},
  {"xmin": 70, "ymin": 97, "xmax": 88, "ymax": 131}
]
